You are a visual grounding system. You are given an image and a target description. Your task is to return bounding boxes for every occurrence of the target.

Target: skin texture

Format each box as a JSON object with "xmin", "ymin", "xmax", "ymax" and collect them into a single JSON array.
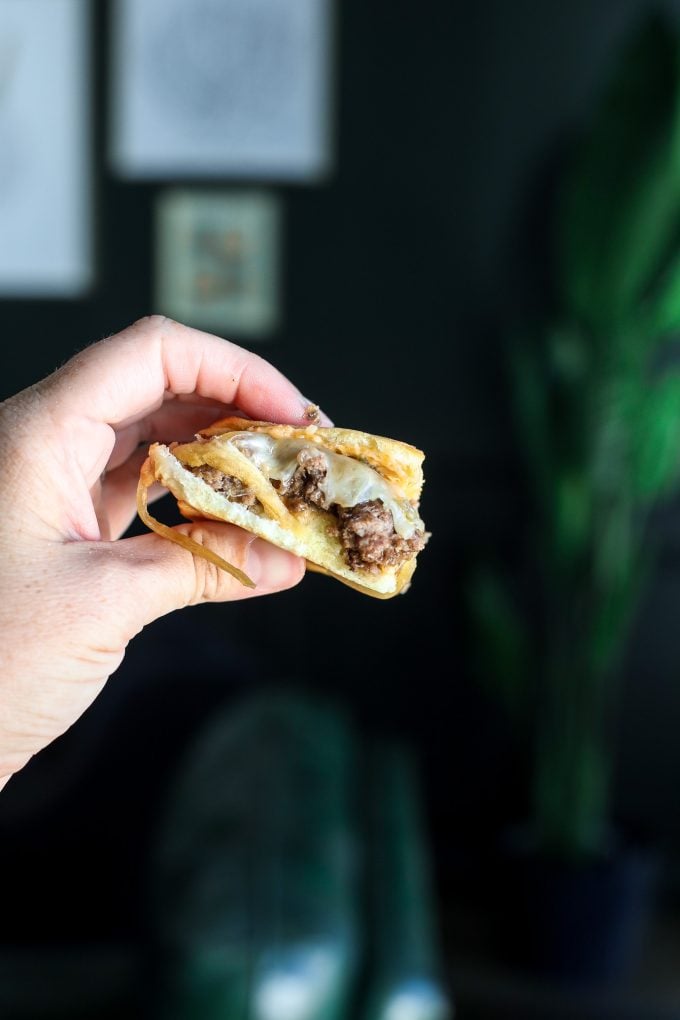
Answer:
[{"xmin": 0, "ymin": 317, "xmax": 330, "ymax": 791}]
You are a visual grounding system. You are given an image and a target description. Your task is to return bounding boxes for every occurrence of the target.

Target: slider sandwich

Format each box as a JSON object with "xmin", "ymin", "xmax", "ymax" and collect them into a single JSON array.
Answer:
[{"xmin": 137, "ymin": 416, "xmax": 428, "ymax": 598}]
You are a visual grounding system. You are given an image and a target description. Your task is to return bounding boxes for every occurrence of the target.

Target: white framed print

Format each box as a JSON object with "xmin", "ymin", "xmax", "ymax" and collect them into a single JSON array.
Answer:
[
  {"xmin": 111, "ymin": 0, "xmax": 335, "ymax": 182},
  {"xmin": 0, "ymin": 0, "xmax": 92, "ymax": 297},
  {"xmin": 155, "ymin": 189, "xmax": 282, "ymax": 339}
]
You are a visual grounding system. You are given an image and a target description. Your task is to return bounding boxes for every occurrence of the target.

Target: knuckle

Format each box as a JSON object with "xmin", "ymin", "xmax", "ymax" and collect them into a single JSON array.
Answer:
[
  {"xmin": 186, "ymin": 526, "xmax": 241, "ymax": 604},
  {"xmin": 191, "ymin": 557, "xmax": 224, "ymax": 604}
]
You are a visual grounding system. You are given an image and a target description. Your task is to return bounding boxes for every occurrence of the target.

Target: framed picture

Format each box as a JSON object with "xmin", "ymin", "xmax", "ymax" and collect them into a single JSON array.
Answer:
[
  {"xmin": 111, "ymin": 0, "xmax": 335, "ymax": 181},
  {"xmin": 0, "ymin": 0, "xmax": 92, "ymax": 297},
  {"xmin": 155, "ymin": 189, "xmax": 281, "ymax": 339}
]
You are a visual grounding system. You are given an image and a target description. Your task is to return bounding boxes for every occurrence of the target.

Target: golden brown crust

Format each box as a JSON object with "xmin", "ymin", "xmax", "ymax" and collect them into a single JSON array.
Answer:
[{"xmin": 305, "ymin": 557, "xmax": 417, "ymax": 599}]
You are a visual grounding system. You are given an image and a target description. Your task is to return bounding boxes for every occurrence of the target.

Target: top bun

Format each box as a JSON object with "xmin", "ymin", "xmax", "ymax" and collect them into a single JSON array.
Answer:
[{"xmin": 196, "ymin": 417, "xmax": 425, "ymax": 503}]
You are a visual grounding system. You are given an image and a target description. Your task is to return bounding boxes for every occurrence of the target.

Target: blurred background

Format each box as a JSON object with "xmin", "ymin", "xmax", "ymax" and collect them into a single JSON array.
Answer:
[{"xmin": 3, "ymin": 1, "xmax": 680, "ymax": 1018}]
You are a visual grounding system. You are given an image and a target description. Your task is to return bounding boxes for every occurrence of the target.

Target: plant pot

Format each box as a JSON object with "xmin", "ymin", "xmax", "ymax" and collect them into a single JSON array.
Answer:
[{"xmin": 495, "ymin": 826, "xmax": 661, "ymax": 985}]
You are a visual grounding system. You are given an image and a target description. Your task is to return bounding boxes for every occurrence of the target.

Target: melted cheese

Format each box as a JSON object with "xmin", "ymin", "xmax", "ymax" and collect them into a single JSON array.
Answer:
[{"xmin": 230, "ymin": 432, "xmax": 423, "ymax": 539}]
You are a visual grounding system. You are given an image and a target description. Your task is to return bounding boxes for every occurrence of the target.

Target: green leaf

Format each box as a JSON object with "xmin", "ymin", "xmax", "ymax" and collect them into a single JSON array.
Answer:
[
  {"xmin": 557, "ymin": 15, "xmax": 680, "ymax": 330},
  {"xmin": 548, "ymin": 324, "xmax": 590, "ymax": 384},
  {"xmin": 632, "ymin": 369, "xmax": 680, "ymax": 499},
  {"xmin": 590, "ymin": 553, "xmax": 649, "ymax": 680},
  {"xmin": 589, "ymin": 373, "xmax": 636, "ymax": 498},
  {"xmin": 552, "ymin": 471, "xmax": 592, "ymax": 566},
  {"xmin": 593, "ymin": 493, "xmax": 634, "ymax": 595},
  {"xmin": 546, "ymin": 324, "xmax": 595, "ymax": 469},
  {"xmin": 648, "ymin": 246, "xmax": 680, "ymax": 335}
]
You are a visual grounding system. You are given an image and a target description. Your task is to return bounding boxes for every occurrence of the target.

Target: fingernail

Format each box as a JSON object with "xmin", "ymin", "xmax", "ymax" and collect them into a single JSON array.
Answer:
[
  {"xmin": 299, "ymin": 398, "xmax": 334, "ymax": 427},
  {"xmin": 247, "ymin": 539, "xmax": 304, "ymax": 590}
]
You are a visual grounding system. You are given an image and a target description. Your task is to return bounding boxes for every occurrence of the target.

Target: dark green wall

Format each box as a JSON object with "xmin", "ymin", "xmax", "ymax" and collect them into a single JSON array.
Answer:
[{"xmin": 3, "ymin": 0, "xmax": 680, "ymax": 937}]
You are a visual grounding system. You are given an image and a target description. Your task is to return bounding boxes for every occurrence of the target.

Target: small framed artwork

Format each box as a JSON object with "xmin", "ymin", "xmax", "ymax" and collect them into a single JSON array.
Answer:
[
  {"xmin": 155, "ymin": 189, "xmax": 282, "ymax": 340},
  {"xmin": 110, "ymin": 0, "xmax": 335, "ymax": 181},
  {"xmin": 0, "ymin": 0, "xmax": 92, "ymax": 297}
]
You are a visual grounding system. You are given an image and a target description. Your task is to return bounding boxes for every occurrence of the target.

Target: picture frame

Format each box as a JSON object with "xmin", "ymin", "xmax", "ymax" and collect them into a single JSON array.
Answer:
[
  {"xmin": 0, "ymin": 0, "xmax": 92, "ymax": 297},
  {"xmin": 155, "ymin": 189, "xmax": 282, "ymax": 340},
  {"xmin": 111, "ymin": 0, "xmax": 335, "ymax": 182}
]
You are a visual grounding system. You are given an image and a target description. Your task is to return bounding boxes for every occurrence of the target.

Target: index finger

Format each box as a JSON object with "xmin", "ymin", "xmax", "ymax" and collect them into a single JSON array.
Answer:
[{"xmin": 41, "ymin": 316, "xmax": 331, "ymax": 428}]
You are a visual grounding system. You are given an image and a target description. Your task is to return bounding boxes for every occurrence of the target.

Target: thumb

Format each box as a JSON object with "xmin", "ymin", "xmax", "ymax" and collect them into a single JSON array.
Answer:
[{"xmin": 97, "ymin": 521, "xmax": 305, "ymax": 628}]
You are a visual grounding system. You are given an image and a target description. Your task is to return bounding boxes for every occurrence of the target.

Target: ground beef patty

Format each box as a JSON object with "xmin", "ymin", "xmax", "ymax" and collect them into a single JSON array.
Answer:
[
  {"xmin": 336, "ymin": 500, "xmax": 426, "ymax": 573},
  {"xmin": 190, "ymin": 465, "xmax": 260, "ymax": 509},
  {"xmin": 191, "ymin": 449, "xmax": 424, "ymax": 573},
  {"xmin": 281, "ymin": 447, "xmax": 330, "ymax": 511}
]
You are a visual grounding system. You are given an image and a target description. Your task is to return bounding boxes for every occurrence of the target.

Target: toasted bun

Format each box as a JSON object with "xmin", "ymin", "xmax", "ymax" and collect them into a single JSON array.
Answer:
[{"xmin": 139, "ymin": 418, "xmax": 427, "ymax": 598}]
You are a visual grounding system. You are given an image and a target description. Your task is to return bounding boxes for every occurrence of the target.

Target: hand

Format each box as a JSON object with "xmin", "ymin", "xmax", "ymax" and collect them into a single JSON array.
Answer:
[{"xmin": 0, "ymin": 316, "xmax": 324, "ymax": 789}]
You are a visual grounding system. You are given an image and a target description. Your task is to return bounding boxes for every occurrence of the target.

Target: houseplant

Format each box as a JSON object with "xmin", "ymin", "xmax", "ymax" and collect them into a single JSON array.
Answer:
[{"xmin": 468, "ymin": 13, "xmax": 680, "ymax": 981}]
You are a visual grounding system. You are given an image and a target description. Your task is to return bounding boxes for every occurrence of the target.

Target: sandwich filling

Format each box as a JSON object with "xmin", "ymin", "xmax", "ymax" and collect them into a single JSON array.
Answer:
[{"xmin": 185, "ymin": 432, "xmax": 426, "ymax": 574}]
